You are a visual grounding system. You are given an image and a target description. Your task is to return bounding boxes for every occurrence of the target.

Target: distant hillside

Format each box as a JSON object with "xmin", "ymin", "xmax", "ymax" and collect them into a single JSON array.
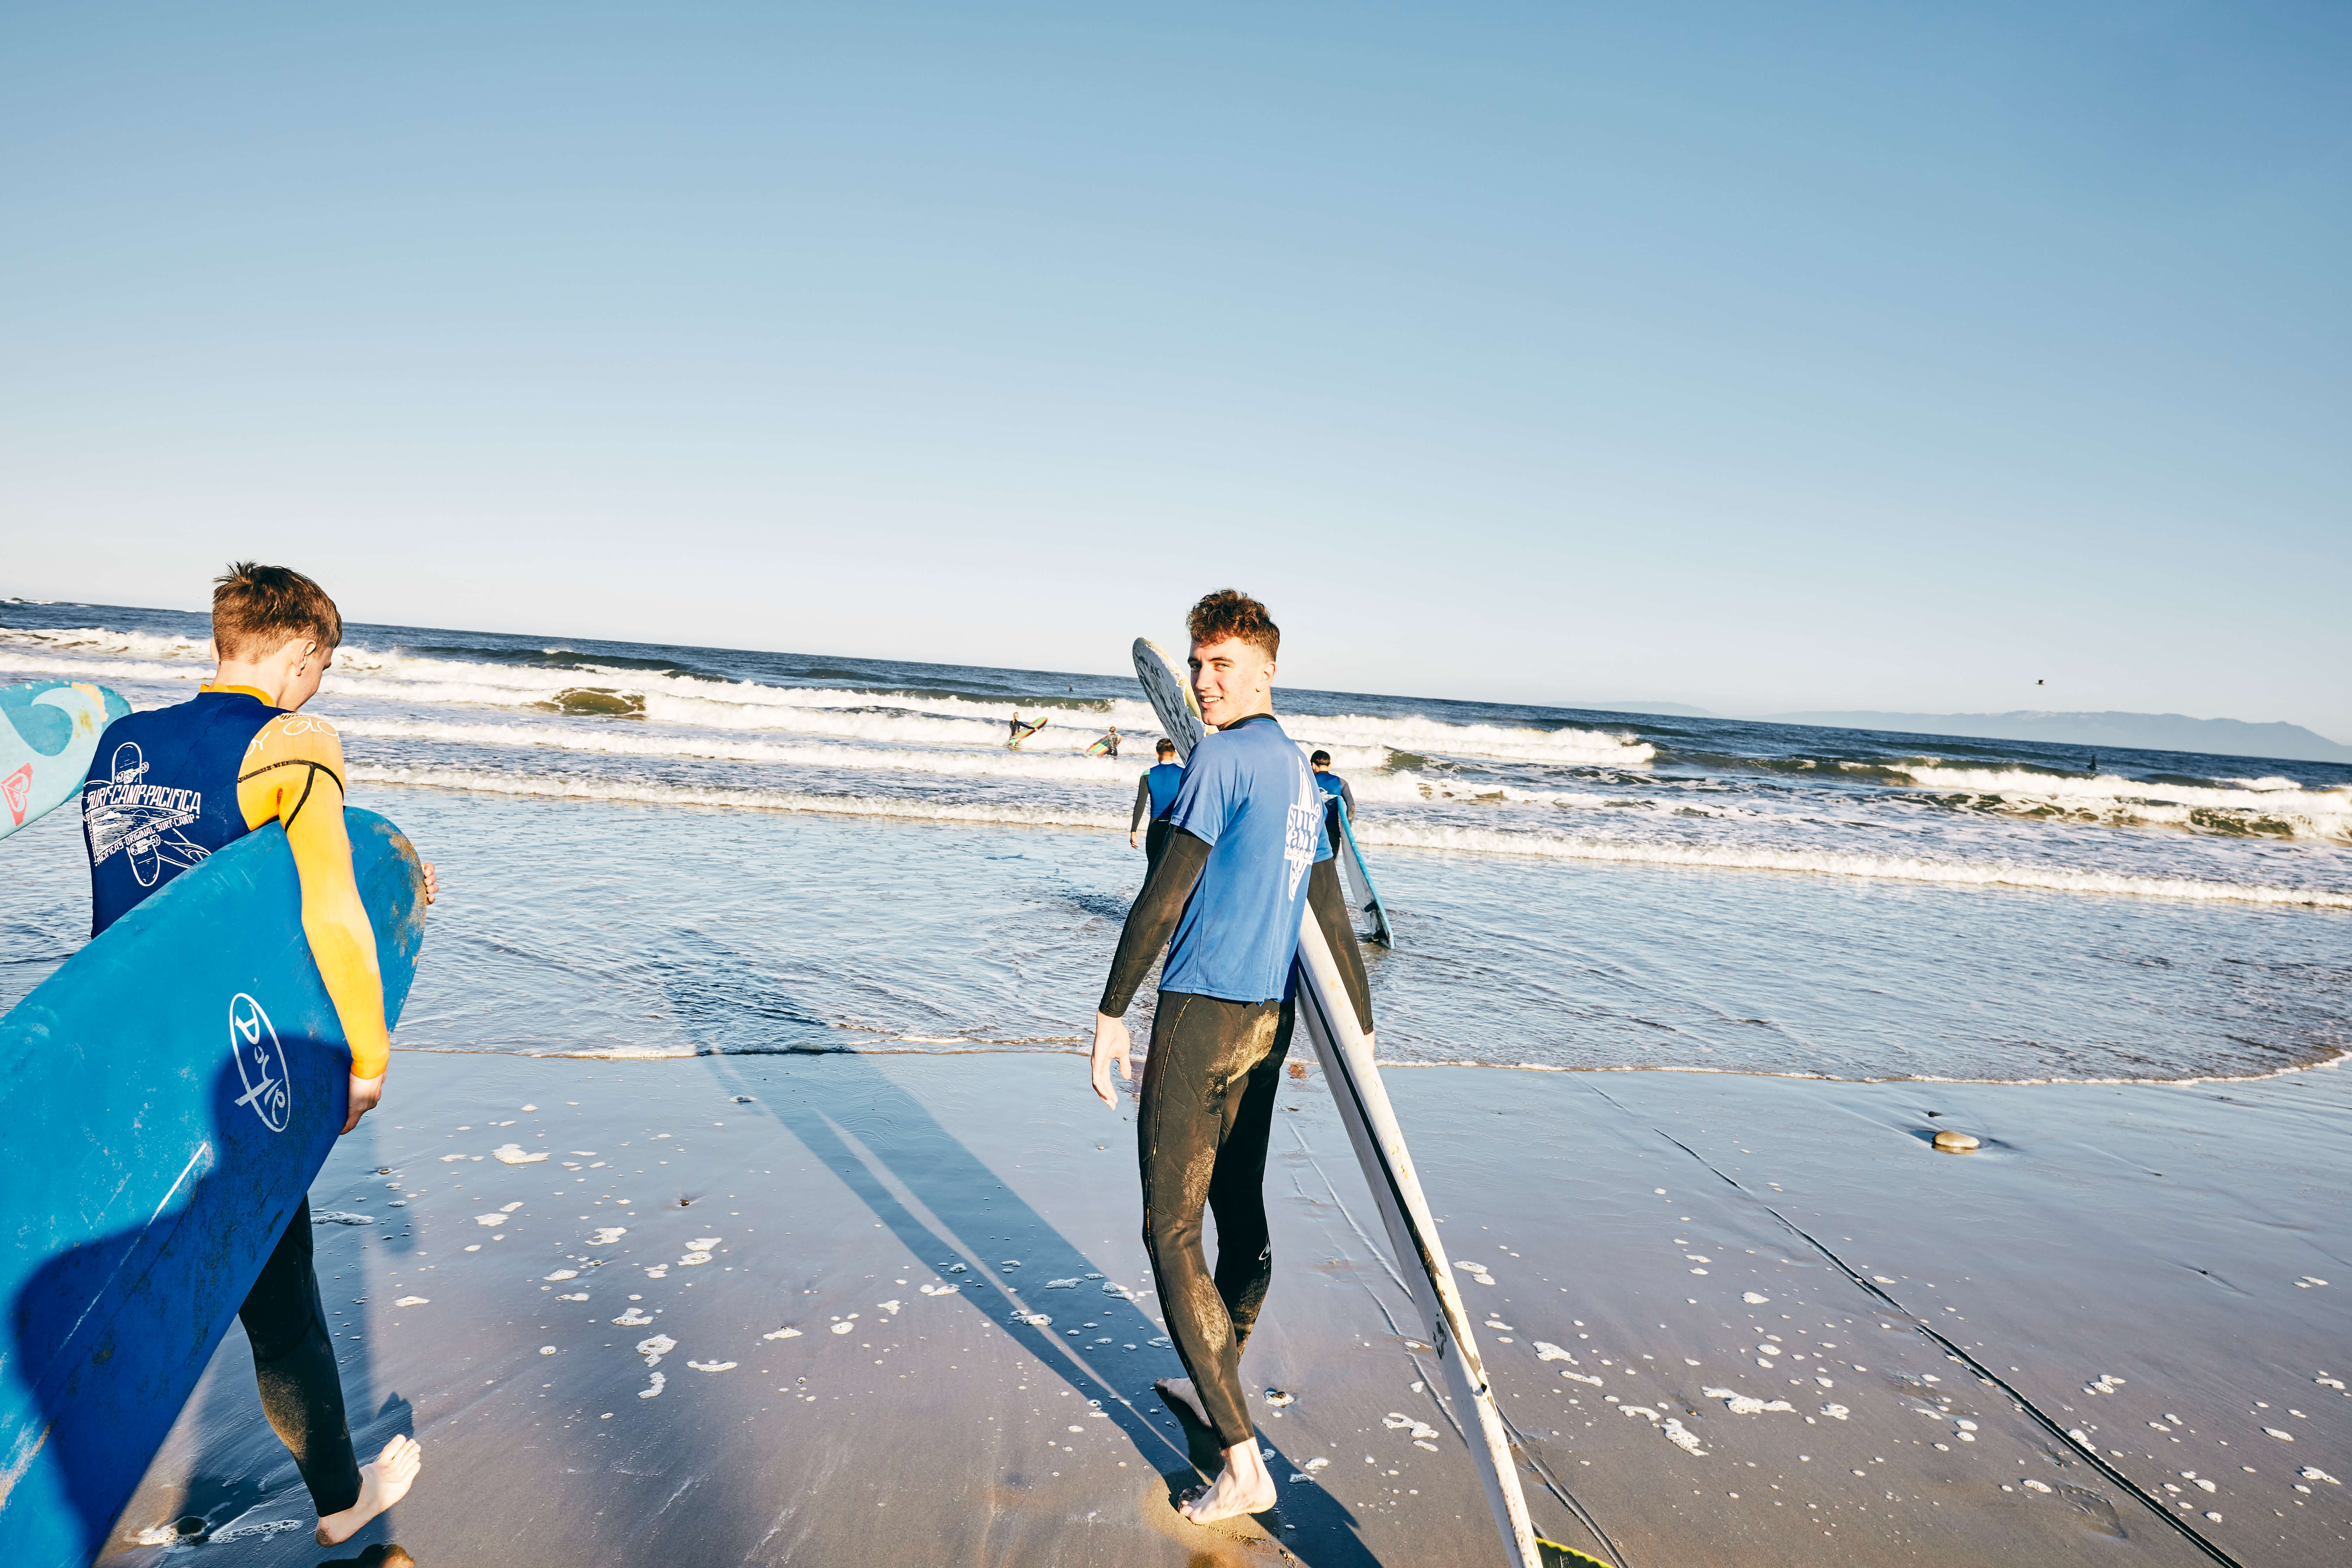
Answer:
[{"xmin": 1759, "ymin": 709, "xmax": 2352, "ymax": 765}]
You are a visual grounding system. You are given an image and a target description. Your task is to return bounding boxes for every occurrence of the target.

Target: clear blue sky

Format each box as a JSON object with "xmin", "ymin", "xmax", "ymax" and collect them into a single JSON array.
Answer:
[{"xmin": 5, "ymin": 3, "xmax": 2347, "ymax": 735}]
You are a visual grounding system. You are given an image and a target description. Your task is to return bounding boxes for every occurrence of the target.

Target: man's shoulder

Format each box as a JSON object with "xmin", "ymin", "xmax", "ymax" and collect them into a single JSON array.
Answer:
[{"xmin": 243, "ymin": 712, "xmax": 345, "ymax": 767}]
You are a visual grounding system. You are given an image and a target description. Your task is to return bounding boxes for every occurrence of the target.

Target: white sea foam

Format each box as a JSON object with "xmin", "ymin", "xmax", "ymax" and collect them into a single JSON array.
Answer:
[
  {"xmin": 1348, "ymin": 819, "xmax": 2352, "ymax": 909},
  {"xmin": 349, "ymin": 762, "xmax": 1127, "ymax": 831},
  {"xmin": 336, "ymin": 717, "xmax": 1152, "ymax": 782},
  {"xmin": 1894, "ymin": 764, "xmax": 2352, "ymax": 844}
]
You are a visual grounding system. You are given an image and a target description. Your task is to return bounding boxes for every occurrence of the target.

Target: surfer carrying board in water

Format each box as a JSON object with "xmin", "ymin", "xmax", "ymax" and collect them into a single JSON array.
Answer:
[
  {"xmin": 79, "ymin": 564, "xmax": 437, "ymax": 1546},
  {"xmin": 1090, "ymin": 589, "xmax": 1374, "ymax": 1525}
]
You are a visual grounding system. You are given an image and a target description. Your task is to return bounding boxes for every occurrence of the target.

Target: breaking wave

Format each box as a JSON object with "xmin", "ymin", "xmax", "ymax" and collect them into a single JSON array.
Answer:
[{"xmin": 1348, "ymin": 819, "xmax": 2352, "ymax": 909}]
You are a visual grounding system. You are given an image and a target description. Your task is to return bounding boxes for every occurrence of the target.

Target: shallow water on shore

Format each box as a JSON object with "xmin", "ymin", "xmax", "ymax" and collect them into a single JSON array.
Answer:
[{"xmin": 8, "ymin": 786, "xmax": 2340, "ymax": 1084}]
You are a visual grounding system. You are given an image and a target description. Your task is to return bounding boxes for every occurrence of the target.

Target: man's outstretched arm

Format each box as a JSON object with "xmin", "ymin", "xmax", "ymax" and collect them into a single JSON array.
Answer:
[
  {"xmin": 240, "ymin": 717, "xmax": 390, "ymax": 1130},
  {"xmin": 1090, "ymin": 828, "xmax": 1210, "ymax": 1103}
]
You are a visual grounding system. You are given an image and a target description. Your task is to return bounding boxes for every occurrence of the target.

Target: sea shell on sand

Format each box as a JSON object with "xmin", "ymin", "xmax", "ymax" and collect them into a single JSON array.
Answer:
[{"xmin": 1933, "ymin": 1130, "xmax": 1981, "ymax": 1153}]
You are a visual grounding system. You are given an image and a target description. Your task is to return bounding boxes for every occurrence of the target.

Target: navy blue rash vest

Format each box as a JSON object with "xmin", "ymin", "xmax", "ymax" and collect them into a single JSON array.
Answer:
[{"xmin": 82, "ymin": 689, "xmax": 286, "ymax": 936}]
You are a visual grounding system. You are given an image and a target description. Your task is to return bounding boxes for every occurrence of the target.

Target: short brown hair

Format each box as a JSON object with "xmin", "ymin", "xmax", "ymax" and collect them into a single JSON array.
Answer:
[
  {"xmin": 212, "ymin": 562, "xmax": 343, "ymax": 661},
  {"xmin": 1185, "ymin": 588, "xmax": 1279, "ymax": 660}
]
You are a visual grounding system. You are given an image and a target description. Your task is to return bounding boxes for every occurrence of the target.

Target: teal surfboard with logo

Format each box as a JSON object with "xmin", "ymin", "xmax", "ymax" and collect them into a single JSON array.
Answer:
[
  {"xmin": 0, "ymin": 808, "xmax": 426, "ymax": 1568},
  {"xmin": 0, "ymin": 682, "xmax": 130, "ymax": 841}
]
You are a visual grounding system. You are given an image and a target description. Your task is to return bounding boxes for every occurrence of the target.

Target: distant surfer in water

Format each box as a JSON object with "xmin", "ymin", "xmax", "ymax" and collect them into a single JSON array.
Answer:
[
  {"xmin": 1090, "ymin": 589, "xmax": 1374, "ymax": 1525},
  {"xmin": 1129, "ymin": 737, "xmax": 1182, "ymax": 868},
  {"xmin": 1007, "ymin": 710, "xmax": 1047, "ymax": 748},
  {"xmin": 79, "ymin": 564, "xmax": 436, "ymax": 1546}
]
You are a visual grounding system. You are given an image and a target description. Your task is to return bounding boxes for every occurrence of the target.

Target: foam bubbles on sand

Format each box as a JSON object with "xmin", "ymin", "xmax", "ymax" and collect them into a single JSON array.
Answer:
[
  {"xmin": 763, "ymin": 1326, "xmax": 803, "ymax": 1339},
  {"xmin": 1535, "ymin": 1342, "xmax": 1578, "ymax": 1363},
  {"xmin": 1743, "ymin": 1292, "xmax": 1771, "ymax": 1304},
  {"xmin": 559, "ymin": 1292, "xmax": 589, "ymax": 1301},
  {"xmin": 590, "ymin": 1227, "xmax": 627, "ymax": 1244},
  {"xmin": 312, "ymin": 1211, "xmax": 375, "ymax": 1225},
  {"xmin": 1617, "ymin": 1405, "xmax": 1707, "ymax": 1455},
  {"xmin": 475, "ymin": 1213, "xmax": 507, "ymax": 1227},
  {"xmin": 492, "ymin": 1144, "xmax": 547, "ymax": 1164},
  {"xmin": 544, "ymin": 1269, "xmax": 579, "ymax": 1281},
  {"xmin": 1705, "ymin": 1386, "xmax": 1797, "ymax": 1415},
  {"xmin": 637, "ymin": 1334, "xmax": 676, "ymax": 1366},
  {"xmin": 644, "ymin": 1265, "xmax": 669, "ymax": 1279},
  {"xmin": 1044, "ymin": 1276, "xmax": 1082, "ymax": 1289},
  {"xmin": 678, "ymin": 1252, "xmax": 712, "ymax": 1266},
  {"xmin": 688, "ymin": 1359, "xmax": 737, "ymax": 1372},
  {"xmin": 394, "ymin": 1295, "xmax": 429, "ymax": 1307},
  {"xmin": 2301, "ymin": 1467, "xmax": 2341, "ymax": 1485},
  {"xmin": 1820, "ymin": 1404, "xmax": 1850, "ymax": 1420},
  {"xmin": 1016, "ymin": 1312, "xmax": 1051, "ymax": 1326},
  {"xmin": 1561, "ymin": 1371, "xmax": 1605, "ymax": 1387},
  {"xmin": 539, "ymin": 1346, "xmax": 557, "ymax": 1356},
  {"xmin": 638, "ymin": 1372, "xmax": 666, "ymax": 1399},
  {"xmin": 831, "ymin": 1322, "xmax": 855, "ymax": 1335},
  {"xmin": 919, "ymin": 1282, "xmax": 961, "ymax": 1296},
  {"xmin": 614, "ymin": 1307, "xmax": 654, "ymax": 1326},
  {"xmin": 2264, "ymin": 1427, "xmax": 2297, "ymax": 1441},
  {"xmin": 877, "ymin": 1299, "xmax": 902, "ymax": 1314}
]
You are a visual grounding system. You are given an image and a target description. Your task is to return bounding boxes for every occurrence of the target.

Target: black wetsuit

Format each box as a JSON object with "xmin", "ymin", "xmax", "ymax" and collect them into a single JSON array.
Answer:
[{"xmin": 1100, "ymin": 831, "xmax": 1372, "ymax": 1448}]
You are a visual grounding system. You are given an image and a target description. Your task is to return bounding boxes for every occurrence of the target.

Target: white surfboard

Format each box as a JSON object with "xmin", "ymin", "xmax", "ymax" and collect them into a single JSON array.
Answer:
[{"xmin": 1129, "ymin": 637, "xmax": 1548, "ymax": 1568}]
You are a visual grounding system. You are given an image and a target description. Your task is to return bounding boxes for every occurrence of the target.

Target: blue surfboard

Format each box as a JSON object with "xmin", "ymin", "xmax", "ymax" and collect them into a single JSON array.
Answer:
[
  {"xmin": 0, "ymin": 807, "xmax": 426, "ymax": 1568},
  {"xmin": 0, "ymin": 682, "xmax": 130, "ymax": 841}
]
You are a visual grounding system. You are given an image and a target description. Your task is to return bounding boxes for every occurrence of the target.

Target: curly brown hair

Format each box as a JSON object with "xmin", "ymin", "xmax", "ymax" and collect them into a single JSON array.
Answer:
[
  {"xmin": 1185, "ymin": 588, "xmax": 1280, "ymax": 660},
  {"xmin": 212, "ymin": 562, "xmax": 343, "ymax": 662}
]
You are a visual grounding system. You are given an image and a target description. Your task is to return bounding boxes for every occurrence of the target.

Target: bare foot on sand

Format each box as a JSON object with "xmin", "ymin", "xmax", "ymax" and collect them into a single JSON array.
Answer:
[
  {"xmin": 315, "ymin": 1435, "xmax": 422, "ymax": 1546},
  {"xmin": 1179, "ymin": 1436, "xmax": 1276, "ymax": 1524},
  {"xmin": 1156, "ymin": 1376, "xmax": 1210, "ymax": 1426}
]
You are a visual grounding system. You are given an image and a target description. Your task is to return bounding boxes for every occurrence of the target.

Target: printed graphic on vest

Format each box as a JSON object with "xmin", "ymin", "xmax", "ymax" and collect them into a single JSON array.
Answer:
[
  {"xmin": 1284, "ymin": 756, "xmax": 1320, "ymax": 898},
  {"xmin": 84, "ymin": 740, "xmax": 208, "ymax": 887},
  {"xmin": 229, "ymin": 992, "xmax": 292, "ymax": 1133}
]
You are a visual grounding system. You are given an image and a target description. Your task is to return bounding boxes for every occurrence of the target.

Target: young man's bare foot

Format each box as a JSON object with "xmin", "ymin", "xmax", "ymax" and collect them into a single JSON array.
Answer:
[
  {"xmin": 1155, "ymin": 1376, "xmax": 1210, "ymax": 1427},
  {"xmin": 1179, "ymin": 1435, "xmax": 1277, "ymax": 1524},
  {"xmin": 315, "ymin": 1434, "xmax": 422, "ymax": 1546}
]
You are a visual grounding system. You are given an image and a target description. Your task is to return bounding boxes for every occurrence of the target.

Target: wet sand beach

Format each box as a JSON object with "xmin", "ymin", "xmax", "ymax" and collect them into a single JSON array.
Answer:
[{"xmin": 100, "ymin": 1050, "xmax": 2351, "ymax": 1567}]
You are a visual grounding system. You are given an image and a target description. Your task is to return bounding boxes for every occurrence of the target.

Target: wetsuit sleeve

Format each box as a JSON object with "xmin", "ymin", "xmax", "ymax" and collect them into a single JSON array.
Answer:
[
  {"xmin": 1341, "ymin": 779, "xmax": 1358, "ymax": 820},
  {"xmin": 238, "ymin": 716, "xmax": 390, "ymax": 1080},
  {"xmin": 1131, "ymin": 772, "xmax": 1154, "ymax": 833},
  {"xmin": 1308, "ymin": 856, "xmax": 1374, "ymax": 1034},
  {"xmin": 1098, "ymin": 828, "xmax": 1210, "ymax": 1017}
]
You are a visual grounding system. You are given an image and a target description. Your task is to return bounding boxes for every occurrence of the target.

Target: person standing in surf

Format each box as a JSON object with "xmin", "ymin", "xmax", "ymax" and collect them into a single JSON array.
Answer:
[
  {"xmin": 79, "ymin": 563, "xmax": 435, "ymax": 1546},
  {"xmin": 1128, "ymin": 737, "xmax": 1183, "ymax": 870},
  {"xmin": 1089, "ymin": 588, "xmax": 1374, "ymax": 1525},
  {"xmin": 1309, "ymin": 749, "xmax": 1357, "ymax": 842}
]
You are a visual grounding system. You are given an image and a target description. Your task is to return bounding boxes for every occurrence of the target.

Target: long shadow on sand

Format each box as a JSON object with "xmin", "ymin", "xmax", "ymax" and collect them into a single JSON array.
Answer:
[{"xmin": 660, "ymin": 933, "xmax": 1382, "ymax": 1566}]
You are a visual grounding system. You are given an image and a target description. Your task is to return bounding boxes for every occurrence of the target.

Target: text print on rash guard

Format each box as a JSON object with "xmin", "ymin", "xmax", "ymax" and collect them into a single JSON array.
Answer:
[{"xmin": 1161, "ymin": 714, "xmax": 1332, "ymax": 1005}]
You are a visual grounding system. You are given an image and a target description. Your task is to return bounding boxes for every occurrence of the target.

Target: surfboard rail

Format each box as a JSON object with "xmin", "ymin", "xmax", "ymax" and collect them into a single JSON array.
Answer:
[{"xmin": 0, "ymin": 806, "xmax": 426, "ymax": 1568}]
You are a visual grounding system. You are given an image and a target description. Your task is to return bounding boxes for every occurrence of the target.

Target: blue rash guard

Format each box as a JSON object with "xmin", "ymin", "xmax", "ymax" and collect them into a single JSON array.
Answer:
[
  {"xmin": 1147, "ymin": 762, "xmax": 1184, "ymax": 817},
  {"xmin": 1160, "ymin": 714, "xmax": 1332, "ymax": 1004}
]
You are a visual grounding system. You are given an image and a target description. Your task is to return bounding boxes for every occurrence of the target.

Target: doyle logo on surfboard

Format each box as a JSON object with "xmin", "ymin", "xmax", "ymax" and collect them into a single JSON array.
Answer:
[
  {"xmin": 3, "ymin": 762, "xmax": 29, "ymax": 825},
  {"xmin": 229, "ymin": 992, "xmax": 292, "ymax": 1133}
]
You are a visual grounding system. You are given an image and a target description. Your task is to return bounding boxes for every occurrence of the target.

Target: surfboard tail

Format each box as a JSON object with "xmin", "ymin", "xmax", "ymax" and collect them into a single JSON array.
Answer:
[{"xmin": 1294, "ymin": 917, "xmax": 1544, "ymax": 1568}]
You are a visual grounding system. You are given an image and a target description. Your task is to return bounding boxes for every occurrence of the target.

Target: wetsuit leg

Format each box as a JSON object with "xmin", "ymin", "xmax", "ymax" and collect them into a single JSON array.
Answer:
[
  {"xmin": 239, "ymin": 1198, "xmax": 362, "ymax": 1515},
  {"xmin": 1144, "ymin": 817, "xmax": 1172, "ymax": 875},
  {"xmin": 1138, "ymin": 990, "xmax": 1290, "ymax": 1450}
]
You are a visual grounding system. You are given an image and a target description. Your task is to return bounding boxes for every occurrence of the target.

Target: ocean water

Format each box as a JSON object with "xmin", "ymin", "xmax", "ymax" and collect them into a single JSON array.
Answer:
[{"xmin": 5, "ymin": 601, "xmax": 2348, "ymax": 1085}]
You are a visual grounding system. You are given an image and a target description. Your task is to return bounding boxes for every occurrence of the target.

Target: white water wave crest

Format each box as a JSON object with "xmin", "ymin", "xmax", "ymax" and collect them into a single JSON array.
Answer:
[
  {"xmin": 1892, "ymin": 765, "xmax": 2352, "ymax": 844},
  {"xmin": 338, "ymin": 718, "xmax": 1160, "ymax": 782},
  {"xmin": 350, "ymin": 763, "xmax": 1128, "ymax": 830},
  {"xmin": 1284, "ymin": 713, "xmax": 1654, "ymax": 767},
  {"xmin": 1347, "ymin": 819, "xmax": 2352, "ymax": 909}
]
